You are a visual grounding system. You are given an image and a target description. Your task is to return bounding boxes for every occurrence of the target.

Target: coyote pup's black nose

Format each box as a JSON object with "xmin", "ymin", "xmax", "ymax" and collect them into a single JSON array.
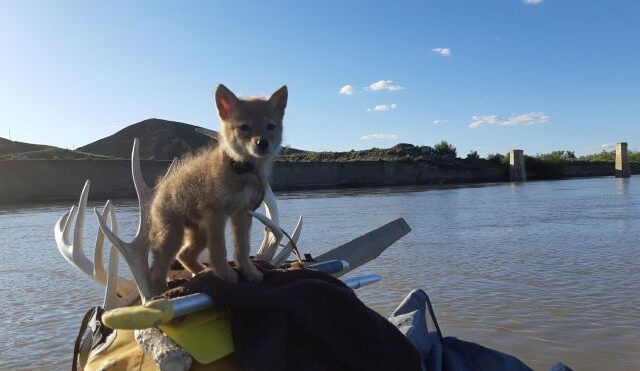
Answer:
[{"xmin": 256, "ymin": 138, "xmax": 269, "ymax": 152}]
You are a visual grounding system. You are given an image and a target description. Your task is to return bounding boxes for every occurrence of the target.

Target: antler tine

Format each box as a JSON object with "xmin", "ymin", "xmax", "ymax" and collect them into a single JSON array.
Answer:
[
  {"xmin": 54, "ymin": 181, "xmax": 139, "ymax": 301},
  {"xmin": 71, "ymin": 180, "xmax": 90, "ymax": 264},
  {"xmin": 272, "ymin": 216, "xmax": 304, "ymax": 267},
  {"xmin": 250, "ymin": 209, "xmax": 287, "ymax": 263},
  {"xmin": 132, "ymin": 138, "xmax": 152, "ymax": 228},
  {"xmin": 55, "ymin": 207, "xmax": 73, "ymax": 257},
  {"xmin": 255, "ymin": 184, "xmax": 283, "ymax": 261},
  {"xmin": 249, "ymin": 210, "xmax": 284, "ymax": 242},
  {"xmin": 95, "ymin": 207, "xmax": 154, "ymax": 302},
  {"xmin": 103, "ymin": 236, "xmax": 139, "ymax": 310},
  {"xmin": 102, "ymin": 243, "xmax": 120, "ymax": 310},
  {"xmin": 94, "ymin": 202, "xmax": 138, "ymax": 297},
  {"xmin": 93, "ymin": 200, "xmax": 113, "ymax": 284},
  {"xmin": 131, "ymin": 138, "xmax": 177, "ymax": 236},
  {"xmin": 61, "ymin": 205, "xmax": 75, "ymax": 237},
  {"xmin": 93, "ymin": 138, "xmax": 162, "ymax": 302},
  {"xmin": 54, "ymin": 180, "xmax": 94, "ymax": 277}
]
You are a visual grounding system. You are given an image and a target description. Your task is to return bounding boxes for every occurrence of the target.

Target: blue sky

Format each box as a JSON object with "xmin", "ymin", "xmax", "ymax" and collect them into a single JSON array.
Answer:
[{"xmin": 0, "ymin": 0, "xmax": 638, "ymax": 156}]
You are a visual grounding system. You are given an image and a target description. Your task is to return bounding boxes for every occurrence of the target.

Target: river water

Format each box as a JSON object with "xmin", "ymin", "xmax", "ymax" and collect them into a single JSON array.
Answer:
[{"xmin": 0, "ymin": 176, "xmax": 639, "ymax": 370}]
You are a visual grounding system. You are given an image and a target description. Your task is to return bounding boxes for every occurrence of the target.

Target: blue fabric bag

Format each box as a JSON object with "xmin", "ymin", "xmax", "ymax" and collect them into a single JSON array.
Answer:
[{"xmin": 388, "ymin": 289, "xmax": 571, "ymax": 371}]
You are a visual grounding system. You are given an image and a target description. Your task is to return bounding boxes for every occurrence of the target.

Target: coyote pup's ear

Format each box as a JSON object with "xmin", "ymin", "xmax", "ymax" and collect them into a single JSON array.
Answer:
[
  {"xmin": 268, "ymin": 85, "xmax": 288, "ymax": 115},
  {"xmin": 215, "ymin": 84, "xmax": 240, "ymax": 120}
]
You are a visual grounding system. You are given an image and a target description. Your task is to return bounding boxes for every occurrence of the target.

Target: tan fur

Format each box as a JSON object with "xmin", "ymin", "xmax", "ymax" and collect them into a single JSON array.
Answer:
[{"xmin": 147, "ymin": 84, "xmax": 287, "ymax": 293}]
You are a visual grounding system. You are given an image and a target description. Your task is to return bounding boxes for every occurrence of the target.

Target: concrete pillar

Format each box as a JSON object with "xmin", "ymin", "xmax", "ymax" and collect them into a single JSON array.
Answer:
[
  {"xmin": 510, "ymin": 149, "xmax": 526, "ymax": 182},
  {"xmin": 615, "ymin": 142, "xmax": 630, "ymax": 178}
]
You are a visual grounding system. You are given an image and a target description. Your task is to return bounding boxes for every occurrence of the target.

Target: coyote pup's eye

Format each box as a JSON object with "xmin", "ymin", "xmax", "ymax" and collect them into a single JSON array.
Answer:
[
  {"xmin": 266, "ymin": 123, "xmax": 276, "ymax": 131},
  {"xmin": 239, "ymin": 124, "xmax": 251, "ymax": 132}
]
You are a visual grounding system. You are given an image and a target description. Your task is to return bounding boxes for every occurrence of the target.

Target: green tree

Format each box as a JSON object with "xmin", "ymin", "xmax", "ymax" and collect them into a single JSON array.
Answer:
[
  {"xmin": 537, "ymin": 150, "xmax": 576, "ymax": 161},
  {"xmin": 580, "ymin": 150, "xmax": 615, "ymax": 161},
  {"xmin": 466, "ymin": 150, "xmax": 480, "ymax": 160},
  {"xmin": 434, "ymin": 140, "xmax": 457, "ymax": 158},
  {"xmin": 486, "ymin": 153, "xmax": 505, "ymax": 164}
]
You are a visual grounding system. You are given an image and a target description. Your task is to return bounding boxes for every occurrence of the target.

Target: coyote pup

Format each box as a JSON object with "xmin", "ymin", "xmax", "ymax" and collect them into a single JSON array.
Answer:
[{"xmin": 147, "ymin": 84, "xmax": 287, "ymax": 293}]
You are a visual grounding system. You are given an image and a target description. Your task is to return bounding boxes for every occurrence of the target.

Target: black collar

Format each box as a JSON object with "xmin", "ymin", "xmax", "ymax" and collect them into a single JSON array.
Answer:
[{"xmin": 230, "ymin": 160, "xmax": 255, "ymax": 174}]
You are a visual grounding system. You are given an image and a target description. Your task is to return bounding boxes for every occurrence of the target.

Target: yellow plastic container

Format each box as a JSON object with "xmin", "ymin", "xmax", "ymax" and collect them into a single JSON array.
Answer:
[{"xmin": 160, "ymin": 309, "xmax": 234, "ymax": 364}]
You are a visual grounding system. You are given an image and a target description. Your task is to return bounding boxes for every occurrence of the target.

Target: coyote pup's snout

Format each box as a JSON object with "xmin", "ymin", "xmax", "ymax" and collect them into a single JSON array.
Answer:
[{"xmin": 146, "ymin": 84, "xmax": 288, "ymax": 294}]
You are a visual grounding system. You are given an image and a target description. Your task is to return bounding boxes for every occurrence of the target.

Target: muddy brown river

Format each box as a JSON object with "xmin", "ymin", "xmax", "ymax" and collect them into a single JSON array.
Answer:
[{"xmin": 1, "ymin": 177, "xmax": 638, "ymax": 370}]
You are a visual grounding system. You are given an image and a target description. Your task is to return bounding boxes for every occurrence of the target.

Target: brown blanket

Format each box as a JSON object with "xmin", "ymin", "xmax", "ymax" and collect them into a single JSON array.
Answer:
[{"xmin": 163, "ymin": 262, "xmax": 421, "ymax": 371}]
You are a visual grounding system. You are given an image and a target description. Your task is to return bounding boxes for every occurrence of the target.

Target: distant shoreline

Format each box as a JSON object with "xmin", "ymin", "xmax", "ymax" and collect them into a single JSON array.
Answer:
[{"xmin": 0, "ymin": 158, "xmax": 636, "ymax": 205}]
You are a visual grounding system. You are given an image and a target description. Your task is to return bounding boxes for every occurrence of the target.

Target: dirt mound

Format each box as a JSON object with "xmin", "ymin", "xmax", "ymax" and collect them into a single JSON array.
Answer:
[
  {"xmin": 0, "ymin": 137, "xmax": 54, "ymax": 156},
  {"xmin": 78, "ymin": 118, "xmax": 217, "ymax": 160}
]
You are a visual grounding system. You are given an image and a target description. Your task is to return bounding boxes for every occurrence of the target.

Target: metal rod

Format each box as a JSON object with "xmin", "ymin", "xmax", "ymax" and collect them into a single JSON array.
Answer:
[
  {"xmin": 342, "ymin": 274, "xmax": 381, "ymax": 290},
  {"xmin": 167, "ymin": 272, "xmax": 379, "ymax": 319},
  {"xmin": 171, "ymin": 293, "xmax": 214, "ymax": 317},
  {"xmin": 103, "ymin": 263, "xmax": 379, "ymax": 329},
  {"xmin": 307, "ymin": 260, "xmax": 349, "ymax": 274}
]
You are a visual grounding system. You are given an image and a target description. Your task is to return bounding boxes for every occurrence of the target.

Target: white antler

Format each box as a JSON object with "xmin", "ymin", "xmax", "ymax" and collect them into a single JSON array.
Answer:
[
  {"xmin": 58, "ymin": 186, "xmax": 140, "ymax": 369},
  {"xmin": 254, "ymin": 182, "xmax": 304, "ymax": 264},
  {"xmin": 255, "ymin": 184, "xmax": 281, "ymax": 261},
  {"xmin": 102, "ymin": 204, "xmax": 141, "ymax": 309},
  {"xmin": 94, "ymin": 139, "xmax": 191, "ymax": 368},
  {"xmin": 95, "ymin": 138, "xmax": 158, "ymax": 302},
  {"xmin": 271, "ymin": 216, "xmax": 303, "ymax": 266},
  {"xmin": 54, "ymin": 180, "xmax": 136, "ymax": 298}
]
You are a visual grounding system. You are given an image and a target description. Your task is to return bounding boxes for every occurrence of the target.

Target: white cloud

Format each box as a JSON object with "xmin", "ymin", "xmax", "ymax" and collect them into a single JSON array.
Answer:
[
  {"xmin": 431, "ymin": 48, "xmax": 452, "ymax": 56},
  {"xmin": 469, "ymin": 112, "xmax": 550, "ymax": 128},
  {"xmin": 523, "ymin": 0, "xmax": 543, "ymax": 4},
  {"xmin": 432, "ymin": 119, "xmax": 448, "ymax": 125},
  {"xmin": 339, "ymin": 85, "xmax": 354, "ymax": 95},
  {"xmin": 365, "ymin": 80, "xmax": 404, "ymax": 92},
  {"xmin": 367, "ymin": 103, "xmax": 397, "ymax": 112},
  {"xmin": 359, "ymin": 133, "xmax": 399, "ymax": 140}
]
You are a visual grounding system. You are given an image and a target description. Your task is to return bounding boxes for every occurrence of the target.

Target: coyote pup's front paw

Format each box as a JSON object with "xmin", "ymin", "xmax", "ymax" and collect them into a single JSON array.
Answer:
[
  {"xmin": 220, "ymin": 266, "xmax": 238, "ymax": 283},
  {"xmin": 240, "ymin": 264, "xmax": 263, "ymax": 283}
]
